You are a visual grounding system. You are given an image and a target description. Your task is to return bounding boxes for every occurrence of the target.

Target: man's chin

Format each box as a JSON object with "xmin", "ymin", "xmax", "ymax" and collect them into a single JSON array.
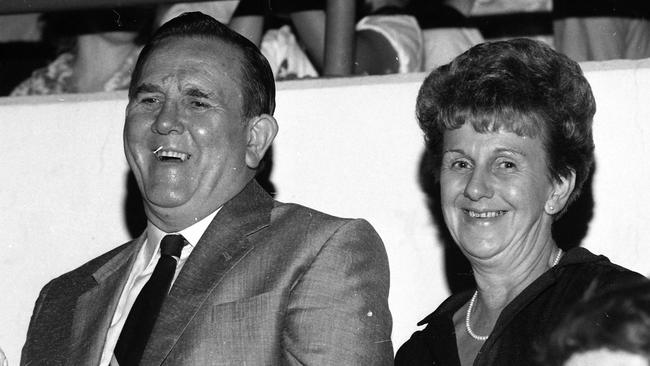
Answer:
[
  {"xmin": 141, "ymin": 200, "xmax": 197, "ymax": 232},
  {"xmin": 141, "ymin": 188, "xmax": 195, "ymax": 213}
]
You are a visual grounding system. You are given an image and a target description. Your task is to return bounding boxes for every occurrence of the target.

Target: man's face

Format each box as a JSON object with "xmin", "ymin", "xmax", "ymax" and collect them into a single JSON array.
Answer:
[{"xmin": 124, "ymin": 37, "xmax": 253, "ymax": 232}]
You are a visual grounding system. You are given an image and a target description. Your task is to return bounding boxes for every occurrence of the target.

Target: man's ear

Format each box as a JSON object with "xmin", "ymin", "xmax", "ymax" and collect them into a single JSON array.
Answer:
[
  {"xmin": 245, "ymin": 114, "xmax": 278, "ymax": 169},
  {"xmin": 545, "ymin": 170, "xmax": 576, "ymax": 215}
]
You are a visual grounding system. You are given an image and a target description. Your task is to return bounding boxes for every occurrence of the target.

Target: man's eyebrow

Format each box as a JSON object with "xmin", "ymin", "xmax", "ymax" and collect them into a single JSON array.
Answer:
[
  {"xmin": 185, "ymin": 87, "xmax": 214, "ymax": 99},
  {"xmin": 132, "ymin": 83, "xmax": 161, "ymax": 95}
]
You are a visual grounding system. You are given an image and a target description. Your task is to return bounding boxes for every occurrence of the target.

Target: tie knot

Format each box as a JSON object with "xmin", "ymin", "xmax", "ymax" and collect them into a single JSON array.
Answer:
[{"xmin": 160, "ymin": 234, "xmax": 186, "ymax": 257}]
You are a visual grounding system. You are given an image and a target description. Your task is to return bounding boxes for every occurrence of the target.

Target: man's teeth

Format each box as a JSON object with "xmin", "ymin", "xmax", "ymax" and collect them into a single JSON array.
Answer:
[
  {"xmin": 467, "ymin": 210, "xmax": 505, "ymax": 218},
  {"xmin": 154, "ymin": 149, "xmax": 191, "ymax": 162}
]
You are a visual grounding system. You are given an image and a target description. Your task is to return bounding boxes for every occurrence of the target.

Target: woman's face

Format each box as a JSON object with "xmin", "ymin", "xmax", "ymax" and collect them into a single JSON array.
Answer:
[{"xmin": 439, "ymin": 123, "xmax": 563, "ymax": 262}]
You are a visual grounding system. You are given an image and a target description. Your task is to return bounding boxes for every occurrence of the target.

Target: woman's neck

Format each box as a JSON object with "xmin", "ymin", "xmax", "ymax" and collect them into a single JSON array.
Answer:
[
  {"xmin": 472, "ymin": 237, "xmax": 560, "ymax": 311},
  {"xmin": 71, "ymin": 33, "xmax": 137, "ymax": 93}
]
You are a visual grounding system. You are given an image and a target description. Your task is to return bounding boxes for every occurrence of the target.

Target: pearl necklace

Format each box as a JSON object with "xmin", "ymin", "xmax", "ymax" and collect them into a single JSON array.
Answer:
[{"xmin": 465, "ymin": 249, "xmax": 564, "ymax": 341}]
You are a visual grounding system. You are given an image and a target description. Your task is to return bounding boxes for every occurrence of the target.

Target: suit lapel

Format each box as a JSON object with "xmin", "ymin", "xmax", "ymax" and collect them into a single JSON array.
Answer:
[
  {"xmin": 143, "ymin": 181, "xmax": 274, "ymax": 365},
  {"xmin": 66, "ymin": 236, "xmax": 144, "ymax": 366}
]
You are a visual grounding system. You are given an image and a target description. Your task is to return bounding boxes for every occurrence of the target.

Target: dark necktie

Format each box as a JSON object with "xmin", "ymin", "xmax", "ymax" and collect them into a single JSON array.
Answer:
[{"xmin": 114, "ymin": 234, "xmax": 187, "ymax": 366}]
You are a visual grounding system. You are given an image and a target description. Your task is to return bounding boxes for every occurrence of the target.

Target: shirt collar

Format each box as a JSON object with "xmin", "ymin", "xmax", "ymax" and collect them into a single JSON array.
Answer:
[
  {"xmin": 179, "ymin": 207, "xmax": 221, "ymax": 247},
  {"xmin": 144, "ymin": 207, "xmax": 222, "ymax": 258}
]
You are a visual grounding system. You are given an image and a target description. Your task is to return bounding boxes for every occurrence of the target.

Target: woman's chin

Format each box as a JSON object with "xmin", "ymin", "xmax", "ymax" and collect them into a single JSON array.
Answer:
[{"xmin": 457, "ymin": 236, "xmax": 508, "ymax": 261}]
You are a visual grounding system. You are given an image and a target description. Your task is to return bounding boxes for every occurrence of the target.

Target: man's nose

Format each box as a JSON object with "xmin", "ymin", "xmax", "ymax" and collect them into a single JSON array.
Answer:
[
  {"xmin": 463, "ymin": 167, "xmax": 494, "ymax": 201},
  {"xmin": 152, "ymin": 102, "xmax": 184, "ymax": 135}
]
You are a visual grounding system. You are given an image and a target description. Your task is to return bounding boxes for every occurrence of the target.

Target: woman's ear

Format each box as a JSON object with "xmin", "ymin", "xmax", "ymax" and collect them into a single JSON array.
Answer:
[
  {"xmin": 245, "ymin": 114, "xmax": 278, "ymax": 169},
  {"xmin": 545, "ymin": 171, "xmax": 576, "ymax": 215}
]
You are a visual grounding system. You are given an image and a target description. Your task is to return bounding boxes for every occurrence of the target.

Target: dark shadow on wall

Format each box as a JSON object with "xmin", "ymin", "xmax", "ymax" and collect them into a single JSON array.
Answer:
[
  {"xmin": 552, "ymin": 164, "xmax": 595, "ymax": 251},
  {"xmin": 418, "ymin": 150, "xmax": 596, "ymax": 295},
  {"xmin": 122, "ymin": 145, "xmax": 277, "ymax": 238},
  {"xmin": 256, "ymin": 145, "xmax": 276, "ymax": 198},
  {"xmin": 124, "ymin": 171, "xmax": 147, "ymax": 238}
]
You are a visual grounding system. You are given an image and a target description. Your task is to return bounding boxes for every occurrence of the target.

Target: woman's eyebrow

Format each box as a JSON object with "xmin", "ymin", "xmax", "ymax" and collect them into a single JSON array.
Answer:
[
  {"xmin": 442, "ymin": 148, "xmax": 465, "ymax": 155},
  {"xmin": 494, "ymin": 147, "xmax": 527, "ymax": 157}
]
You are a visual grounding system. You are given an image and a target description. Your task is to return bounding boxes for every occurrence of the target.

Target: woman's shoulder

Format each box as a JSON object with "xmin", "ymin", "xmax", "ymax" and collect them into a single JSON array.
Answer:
[
  {"xmin": 561, "ymin": 247, "xmax": 643, "ymax": 273},
  {"xmin": 558, "ymin": 247, "xmax": 647, "ymax": 292},
  {"xmin": 416, "ymin": 290, "xmax": 474, "ymax": 326},
  {"xmin": 394, "ymin": 326, "xmax": 433, "ymax": 365},
  {"xmin": 395, "ymin": 290, "xmax": 474, "ymax": 366}
]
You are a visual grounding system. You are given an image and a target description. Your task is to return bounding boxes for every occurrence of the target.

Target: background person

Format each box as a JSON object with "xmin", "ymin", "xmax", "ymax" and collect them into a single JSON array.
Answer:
[
  {"xmin": 230, "ymin": 0, "xmax": 423, "ymax": 79},
  {"xmin": 409, "ymin": 0, "xmax": 484, "ymax": 70},
  {"xmin": 394, "ymin": 38, "xmax": 648, "ymax": 365},
  {"xmin": 10, "ymin": 7, "xmax": 154, "ymax": 96},
  {"xmin": 156, "ymin": 0, "xmax": 264, "ymax": 45},
  {"xmin": 538, "ymin": 280, "xmax": 650, "ymax": 366},
  {"xmin": 20, "ymin": 12, "xmax": 393, "ymax": 365},
  {"xmin": 553, "ymin": 0, "xmax": 650, "ymax": 62}
]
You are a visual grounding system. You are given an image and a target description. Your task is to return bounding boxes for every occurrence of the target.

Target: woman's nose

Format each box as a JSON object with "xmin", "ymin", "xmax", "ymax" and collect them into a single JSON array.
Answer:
[
  {"xmin": 152, "ymin": 102, "xmax": 184, "ymax": 135},
  {"xmin": 463, "ymin": 167, "xmax": 494, "ymax": 201}
]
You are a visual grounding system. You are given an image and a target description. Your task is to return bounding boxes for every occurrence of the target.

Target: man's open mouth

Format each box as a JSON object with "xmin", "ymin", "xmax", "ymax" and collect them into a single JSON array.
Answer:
[{"xmin": 152, "ymin": 147, "xmax": 191, "ymax": 162}]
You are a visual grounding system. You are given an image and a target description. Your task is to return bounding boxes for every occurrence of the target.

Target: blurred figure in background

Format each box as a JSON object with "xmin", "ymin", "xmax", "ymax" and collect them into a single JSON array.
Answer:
[
  {"xmin": 169, "ymin": 0, "xmax": 421, "ymax": 80},
  {"xmin": 261, "ymin": 0, "xmax": 422, "ymax": 78},
  {"xmin": 0, "ymin": 13, "xmax": 53, "ymax": 96},
  {"xmin": 353, "ymin": 0, "xmax": 423, "ymax": 74},
  {"xmin": 11, "ymin": 6, "xmax": 154, "ymax": 96},
  {"xmin": 409, "ymin": 0, "xmax": 484, "ymax": 70},
  {"xmin": 153, "ymin": 0, "xmax": 316, "ymax": 80},
  {"xmin": 553, "ymin": 0, "xmax": 650, "ymax": 61},
  {"xmin": 156, "ymin": 1, "xmax": 264, "ymax": 45},
  {"xmin": 538, "ymin": 280, "xmax": 650, "ymax": 366}
]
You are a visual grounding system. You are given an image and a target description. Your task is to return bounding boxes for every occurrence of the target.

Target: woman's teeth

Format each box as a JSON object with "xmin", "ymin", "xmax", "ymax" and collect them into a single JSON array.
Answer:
[{"xmin": 467, "ymin": 210, "xmax": 506, "ymax": 218}]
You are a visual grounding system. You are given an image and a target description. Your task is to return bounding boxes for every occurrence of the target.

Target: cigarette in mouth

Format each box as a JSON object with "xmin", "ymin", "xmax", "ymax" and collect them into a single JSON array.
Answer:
[{"xmin": 152, "ymin": 146, "xmax": 163, "ymax": 154}]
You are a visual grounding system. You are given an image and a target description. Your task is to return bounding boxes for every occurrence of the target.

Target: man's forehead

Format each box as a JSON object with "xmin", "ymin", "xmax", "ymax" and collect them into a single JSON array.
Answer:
[
  {"xmin": 154, "ymin": 35, "xmax": 242, "ymax": 60},
  {"xmin": 136, "ymin": 36, "xmax": 244, "ymax": 90}
]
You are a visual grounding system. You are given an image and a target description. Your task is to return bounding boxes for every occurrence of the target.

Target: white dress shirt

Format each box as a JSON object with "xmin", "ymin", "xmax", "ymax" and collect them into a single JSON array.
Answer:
[{"xmin": 100, "ymin": 209, "xmax": 220, "ymax": 366}]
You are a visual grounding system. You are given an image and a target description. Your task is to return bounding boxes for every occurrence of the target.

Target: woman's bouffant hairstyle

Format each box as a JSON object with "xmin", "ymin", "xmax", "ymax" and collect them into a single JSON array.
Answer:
[
  {"xmin": 417, "ymin": 38, "xmax": 596, "ymax": 212},
  {"xmin": 129, "ymin": 11, "xmax": 275, "ymax": 120}
]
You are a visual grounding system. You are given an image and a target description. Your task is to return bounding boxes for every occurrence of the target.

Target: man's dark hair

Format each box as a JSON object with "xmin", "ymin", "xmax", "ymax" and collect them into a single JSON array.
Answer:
[
  {"xmin": 538, "ymin": 280, "xmax": 650, "ymax": 365},
  {"xmin": 129, "ymin": 11, "xmax": 275, "ymax": 119}
]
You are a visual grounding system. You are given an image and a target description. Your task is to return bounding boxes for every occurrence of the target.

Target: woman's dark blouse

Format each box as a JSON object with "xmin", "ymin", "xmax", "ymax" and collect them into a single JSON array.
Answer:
[{"xmin": 395, "ymin": 247, "xmax": 648, "ymax": 366}]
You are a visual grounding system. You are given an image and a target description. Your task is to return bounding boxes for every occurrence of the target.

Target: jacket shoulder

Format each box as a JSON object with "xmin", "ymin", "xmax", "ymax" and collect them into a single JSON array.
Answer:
[
  {"xmin": 46, "ymin": 240, "xmax": 135, "ymax": 288},
  {"xmin": 270, "ymin": 201, "xmax": 376, "ymax": 233},
  {"xmin": 22, "ymin": 240, "xmax": 136, "ymax": 364}
]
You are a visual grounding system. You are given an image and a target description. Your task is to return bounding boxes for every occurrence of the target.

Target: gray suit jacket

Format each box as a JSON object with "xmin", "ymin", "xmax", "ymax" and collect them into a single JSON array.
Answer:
[{"xmin": 21, "ymin": 181, "xmax": 393, "ymax": 365}]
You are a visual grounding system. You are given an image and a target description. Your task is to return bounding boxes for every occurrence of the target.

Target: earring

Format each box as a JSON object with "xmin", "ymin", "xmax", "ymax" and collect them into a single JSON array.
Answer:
[{"xmin": 546, "ymin": 204, "xmax": 555, "ymax": 214}]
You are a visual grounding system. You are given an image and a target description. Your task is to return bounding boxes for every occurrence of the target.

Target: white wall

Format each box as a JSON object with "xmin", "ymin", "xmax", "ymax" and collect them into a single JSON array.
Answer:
[{"xmin": 1, "ymin": 61, "xmax": 649, "ymax": 364}]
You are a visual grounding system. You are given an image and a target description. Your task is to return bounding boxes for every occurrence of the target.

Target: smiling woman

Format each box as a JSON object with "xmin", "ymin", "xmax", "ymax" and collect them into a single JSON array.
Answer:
[{"xmin": 394, "ymin": 38, "xmax": 649, "ymax": 366}]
